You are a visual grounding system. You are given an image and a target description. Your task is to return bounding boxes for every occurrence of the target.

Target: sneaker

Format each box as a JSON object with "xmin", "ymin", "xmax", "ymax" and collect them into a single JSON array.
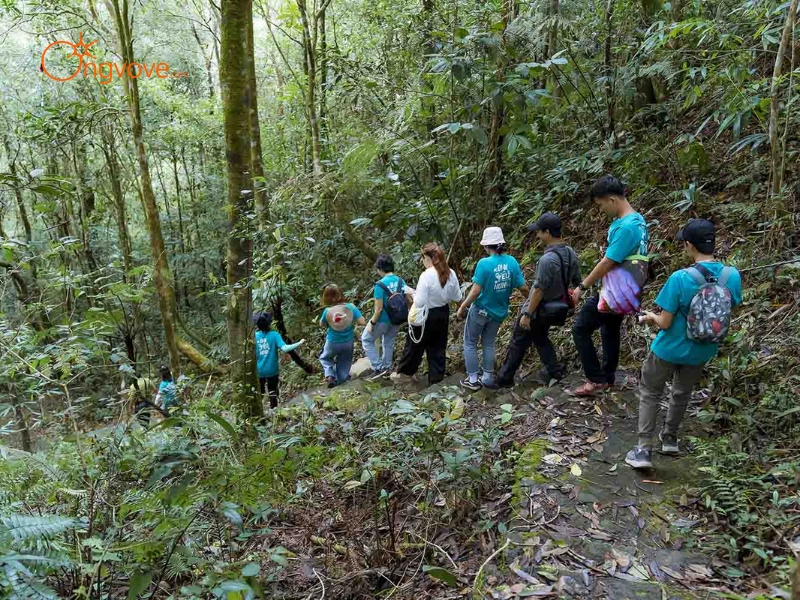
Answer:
[
  {"xmin": 368, "ymin": 369, "xmax": 389, "ymax": 381},
  {"xmin": 460, "ymin": 377, "xmax": 483, "ymax": 391},
  {"xmin": 625, "ymin": 446, "xmax": 653, "ymax": 469},
  {"xmin": 325, "ymin": 376, "xmax": 336, "ymax": 389},
  {"xmin": 482, "ymin": 380, "xmax": 499, "ymax": 390},
  {"xmin": 496, "ymin": 379, "xmax": 515, "ymax": 389},
  {"xmin": 659, "ymin": 431, "xmax": 679, "ymax": 454},
  {"xmin": 389, "ymin": 372, "xmax": 411, "ymax": 383}
]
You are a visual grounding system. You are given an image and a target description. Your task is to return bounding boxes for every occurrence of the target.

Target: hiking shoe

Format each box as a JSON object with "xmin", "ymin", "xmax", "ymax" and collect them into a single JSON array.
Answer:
[
  {"xmin": 368, "ymin": 369, "xmax": 389, "ymax": 381},
  {"xmin": 389, "ymin": 372, "xmax": 412, "ymax": 383},
  {"xmin": 659, "ymin": 431, "xmax": 679, "ymax": 454},
  {"xmin": 625, "ymin": 446, "xmax": 653, "ymax": 469},
  {"xmin": 325, "ymin": 376, "xmax": 336, "ymax": 389},
  {"xmin": 496, "ymin": 379, "xmax": 515, "ymax": 389},
  {"xmin": 460, "ymin": 378, "xmax": 483, "ymax": 391},
  {"xmin": 574, "ymin": 381, "xmax": 610, "ymax": 397}
]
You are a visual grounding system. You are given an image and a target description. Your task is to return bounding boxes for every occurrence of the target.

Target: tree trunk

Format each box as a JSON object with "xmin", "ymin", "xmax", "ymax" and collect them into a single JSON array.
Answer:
[
  {"xmin": 769, "ymin": 0, "xmax": 799, "ymax": 197},
  {"xmin": 318, "ymin": 7, "xmax": 328, "ymax": 147},
  {"xmin": 101, "ymin": 126, "xmax": 144, "ymax": 363},
  {"xmin": 108, "ymin": 0, "xmax": 181, "ymax": 378},
  {"xmin": 221, "ymin": 0, "xmax": 261, "ymax": 416},
  {"xmin": 604, "ymin": 0, "xmax": 616, "ymax": 143},
  {"xmin": 297, "ymin": 0, "xmax": 324, "ymax": 176},
  {"xmin": 246, "ymin": 8, "xmax": 269, "ymax": 228},
  {"xmin": 484, "ymin": 0, "xmax": 512, "ymax": 218}
]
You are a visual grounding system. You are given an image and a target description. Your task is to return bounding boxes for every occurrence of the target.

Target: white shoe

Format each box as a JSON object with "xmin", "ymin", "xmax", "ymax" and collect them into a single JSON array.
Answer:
[{"xmin": 368, "ymin": 369, "xmax": 389, "ymax": 381}]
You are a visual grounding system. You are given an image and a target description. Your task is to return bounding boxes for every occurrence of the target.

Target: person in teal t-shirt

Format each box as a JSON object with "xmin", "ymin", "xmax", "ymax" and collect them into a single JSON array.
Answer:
[
  {"xmin": 571, "ymin": 175, "xmax": 650, "ymax": 397},
  {"xmin": 361, "ymin": 254, "xmax": 412, "ymax": 378},
  {"xmin": 625, "ymin": 219, "xmax": 742, "ymax": 470},
  {"xmin": 456, "ymin": 227, "xmax": 529, "ymax": 391},
  {"xmin": 318, "ymin": 284, "xmax": 365, "ymax": 388},
  {"xmin": 254, "ymin": 312, "xmax": 305, "ymax": 409},
  {"xmin": 155, "ymin": 365, "xmax": 177, "ymax": 410}
]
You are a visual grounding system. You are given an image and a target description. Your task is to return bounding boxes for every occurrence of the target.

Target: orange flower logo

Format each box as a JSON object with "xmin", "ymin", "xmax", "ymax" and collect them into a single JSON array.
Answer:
[
  {"xmin": 40, "ymin": 32, "xmax": 188, "ymax": 84},
  {"xmin": 41, "ymin": 32, "xmax": 97, "ymax": 82}
]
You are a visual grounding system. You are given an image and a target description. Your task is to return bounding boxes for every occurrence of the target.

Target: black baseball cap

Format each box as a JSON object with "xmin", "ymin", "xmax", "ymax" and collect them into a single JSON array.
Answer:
[
  {"xmin": 676, "ymin": 219, "xmax": 715, "ymax": 253},
  {"xmin": 527, "ymin": 212, "xmax": 562, "ymax": 236}
]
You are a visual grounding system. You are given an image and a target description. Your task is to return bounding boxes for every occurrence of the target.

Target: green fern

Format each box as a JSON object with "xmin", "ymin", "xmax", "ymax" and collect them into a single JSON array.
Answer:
[{"xmin": 0, "ymin": 515, "xmax": 81, "ymax": 543}]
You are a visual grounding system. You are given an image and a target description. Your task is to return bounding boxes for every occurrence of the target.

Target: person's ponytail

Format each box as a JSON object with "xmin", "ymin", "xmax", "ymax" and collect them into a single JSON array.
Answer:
[{"xmin": 422, "ymin": 242, "xmax": 450, "ymax": 287}]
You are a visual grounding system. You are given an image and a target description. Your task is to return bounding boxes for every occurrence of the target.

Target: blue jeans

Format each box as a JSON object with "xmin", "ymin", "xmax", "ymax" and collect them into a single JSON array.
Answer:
[
  {"xmin": 319, "ymin": 339, "xmax": 354, "ymax": 383},
  {"xmin": 361, "ymin": 321, "xmax": 400, "ymax": 371},
  {"xmin": 463, "ymin": 306, "xmax": 502, "ymax": 385}
]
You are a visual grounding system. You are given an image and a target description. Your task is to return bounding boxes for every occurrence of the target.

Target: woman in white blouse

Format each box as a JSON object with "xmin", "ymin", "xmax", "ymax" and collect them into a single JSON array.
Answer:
[{"xmin": 391, "ymin": 242, "xmax": 462, "ymax": 385}]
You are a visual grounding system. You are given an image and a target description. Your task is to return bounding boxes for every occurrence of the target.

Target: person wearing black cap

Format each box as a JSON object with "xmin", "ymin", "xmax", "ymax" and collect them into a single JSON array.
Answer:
[
  {"xmin": 497, "ymin": 212, "xmax": 582, "ymax": 387},
  {"xmin": 625, "ymin": 219, "xmax": 742, "ymax": 469}
]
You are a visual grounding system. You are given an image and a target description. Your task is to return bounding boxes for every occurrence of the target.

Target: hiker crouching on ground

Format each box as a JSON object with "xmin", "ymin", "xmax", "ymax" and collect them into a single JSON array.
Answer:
[
  {"xmin": 362, "ymin": 253, "xmax": 412, "ymax": 381},
  {"xmin": 318, "ymin": 284, "xmax": 365, "ymax": 388},
  {"xmin": 626, "ymin": 219, "xmax": 742, "ymax": 469},
  {"xmin": 497, "ymin": 213, "xmax": 581, "ymax": 388},
  {"xmin": 457, "ymin": 227, "xmax": 529, "ymax": 391},
  {"xmin": 571, "ymin": 175, "xmax": 650, "ymax": 396},
  {"xmin": 254, "ymin": 311, "xmax": 305, "ymax": 409}
]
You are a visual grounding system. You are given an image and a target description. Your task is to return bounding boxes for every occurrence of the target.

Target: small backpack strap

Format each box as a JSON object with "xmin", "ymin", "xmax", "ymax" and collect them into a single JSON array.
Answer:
[
  {"xmin": 376, "ymin": 281, "xmax": 392, "ymax": 296},
  {"xmin": 684, "ymin": 266, "xmax": 709, "ymax": 286},
  {"xmin": 718, "ymin": 266, "xmax": 733, "ymax": 288}
]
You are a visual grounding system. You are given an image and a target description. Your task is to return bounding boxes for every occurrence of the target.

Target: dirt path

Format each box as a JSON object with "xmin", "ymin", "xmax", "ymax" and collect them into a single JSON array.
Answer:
[{"xmin": 285, "ymin": 362, "xmax": 726, "ymax": 598}]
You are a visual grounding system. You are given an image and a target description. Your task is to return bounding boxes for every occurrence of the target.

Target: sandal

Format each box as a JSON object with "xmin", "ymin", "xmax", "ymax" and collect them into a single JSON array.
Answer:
[{"xmin": 574, "ymin": 381, "xmax": 610, "ymax": 397}]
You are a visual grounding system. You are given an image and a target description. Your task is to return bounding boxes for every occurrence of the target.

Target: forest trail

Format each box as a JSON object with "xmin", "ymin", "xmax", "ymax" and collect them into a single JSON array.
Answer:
[{"xmin": 283, "ymin": 363, "xmax": 728, "ymax": 598}]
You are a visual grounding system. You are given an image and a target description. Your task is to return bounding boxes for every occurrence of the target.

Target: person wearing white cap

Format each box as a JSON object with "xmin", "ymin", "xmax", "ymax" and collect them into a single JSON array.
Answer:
[{"xmin": 456, "ymin": 227, "xmax": 529, "ymax": 391}]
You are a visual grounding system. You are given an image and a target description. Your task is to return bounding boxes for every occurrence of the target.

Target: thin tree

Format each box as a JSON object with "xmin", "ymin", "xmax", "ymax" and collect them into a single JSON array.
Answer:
[
  {"xmin": 221, "ymin": 0, "xmax": 261, "ymax": 416},
  {"xmin": 106, "ymin": 0, "xmax": 181, "ymax": 377}
]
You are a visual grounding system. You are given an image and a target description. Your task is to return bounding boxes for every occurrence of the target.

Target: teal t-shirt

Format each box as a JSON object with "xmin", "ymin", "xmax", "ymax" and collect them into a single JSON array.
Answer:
[
  {"xmin": 606, "ymin": 212, "xmax": 649, "ymax": 263},
  {"xmin": 650, "ymin": 262, "xmax": 742, "ymax": 365},
  {"xmin": 472, "ymin": 254, "xmax": 526, "ymax": 322},
  {"xmin": 158, "ymin": 380, "xmax": 177, "ymax": 408},
  {"xmin": 255, "ymin": 330, "xmax": 287, "ymax": 378},
  {"xmin": 320, "ymin": 303, "xmax": 363, "ymax": 343},
  {"xmin": 374, "ymin": 274, "xmax": 405, "ymax": 324}
]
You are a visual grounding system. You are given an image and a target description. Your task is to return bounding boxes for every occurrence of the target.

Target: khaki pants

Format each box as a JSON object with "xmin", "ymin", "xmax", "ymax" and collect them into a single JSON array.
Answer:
[{"xmin": 637, "ymin": 353, "xmax": 706, "ymax": 448}]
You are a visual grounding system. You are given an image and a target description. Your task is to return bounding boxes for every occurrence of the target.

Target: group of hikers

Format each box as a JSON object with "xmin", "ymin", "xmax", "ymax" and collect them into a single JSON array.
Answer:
[{"xmin": 252, "ymin": 174, "xmax": 742, "ymax": 470}]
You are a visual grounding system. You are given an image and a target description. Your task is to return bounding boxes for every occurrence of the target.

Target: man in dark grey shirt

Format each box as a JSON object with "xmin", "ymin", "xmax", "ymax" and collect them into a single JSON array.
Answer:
[{"xmin": 498, "ymin": 212, "xmax": 582, "ymax": 386}]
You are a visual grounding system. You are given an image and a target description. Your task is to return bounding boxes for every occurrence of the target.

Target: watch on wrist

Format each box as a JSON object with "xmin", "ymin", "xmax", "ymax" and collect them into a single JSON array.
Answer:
[{"xmin": 523, "ymin": 312, "xmax": 533, "ymax": 318}]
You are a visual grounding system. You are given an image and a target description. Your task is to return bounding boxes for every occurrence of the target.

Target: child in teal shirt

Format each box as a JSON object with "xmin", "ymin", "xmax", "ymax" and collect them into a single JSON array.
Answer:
[
  {"xmin": 155, "ymin": 365, "xmax": 177, "ymax": 410},
  {"xmin": 626, "ymin": 219, "xmax": 742, "ymax": 470},
  {"xmin": 457, "ymin": 227, "xmax": 529, "ymax": 390},
  {"xmin": 318, "ymin": 284, "xmax": 365, "ymax": 388},
  {"xmin": 254, "ymin": 312, "xmax": 305, "ymax": 409}
]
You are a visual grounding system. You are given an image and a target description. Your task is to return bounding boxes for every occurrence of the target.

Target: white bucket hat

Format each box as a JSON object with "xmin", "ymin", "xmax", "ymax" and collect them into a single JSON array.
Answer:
[{"xmin": 480, "ymin": 226, "xmax": 506, "ymax": 246}]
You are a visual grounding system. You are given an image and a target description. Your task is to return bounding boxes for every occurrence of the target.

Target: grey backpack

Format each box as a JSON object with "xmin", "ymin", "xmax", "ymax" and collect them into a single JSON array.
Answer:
[{"xmin": 684, "ymin": 264, "xmax": 734, "ymax": 344}]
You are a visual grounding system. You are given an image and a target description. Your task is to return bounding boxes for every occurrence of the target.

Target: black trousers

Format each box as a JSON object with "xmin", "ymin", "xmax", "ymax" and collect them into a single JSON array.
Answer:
[
  {"xmin": 134, "ymin": 401, "xmax": 151, "ymax": 427},
  {"xmin": 396, "ymin": 305, "xmax": 449, "ymax": 385},
  {"xmin": 572, "ymin": 295, "xmax": 624, "ymax": 384},
  {"xmin": 259, "ymin": 376, "xmax": 280, "ymax": 409},
  {"xmin": 497, "ymin": 312, "xmax": 563, "ymax": 385}
]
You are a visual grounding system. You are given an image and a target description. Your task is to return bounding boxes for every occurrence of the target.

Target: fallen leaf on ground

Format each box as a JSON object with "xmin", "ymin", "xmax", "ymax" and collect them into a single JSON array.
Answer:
[
  {"xmin": 588, "ymin": 528, "xmax": 613, "ymax": 541},
  {"xmin": 570, "ymin": 463, "xmax": 583, "ymax": 477},
  {"xmin": 642, "ymin": 480, "xmax": 663, "ymax": 484},
  {"xmin": 659, "ymin": 565, "xmax": 683, "ymax": 580},
  {"xmin": 608, "ymin": 464, "xmax": 618, "ymax": 472},
  {"xmin": 649, "ymin": 560, "xmax": 665, "ymax": 581},
  {"xmin": 511, "ymin": 562, "xmax": 541, "ymax": 585},
  {"xmin": 543, "ymin": 453, "xmax": 564, "ymax": 465},
  {"xmin": 671, "ymin": 518, "xmax": 698, "ymax": 529},
  {"xmin": 659, "ymin": 525, "xmax": 670, "ymax": 543}
]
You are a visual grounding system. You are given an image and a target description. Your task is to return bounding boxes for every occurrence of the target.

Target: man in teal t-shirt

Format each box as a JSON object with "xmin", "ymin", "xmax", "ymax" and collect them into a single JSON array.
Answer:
[
  {"xmin": 572, "ymin": 175, "xmax": 649, "ymax": 396},
  {"xmin": 457, "ymin": 227, "xmax": 528, "ymax": 390},
  {"xmin": 626, "ymin": 219, "xmax": 742, "ymax": 470},
  {"xmin": 361, "ymin": 254, "xmax": 411, "ymax": 377}
]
